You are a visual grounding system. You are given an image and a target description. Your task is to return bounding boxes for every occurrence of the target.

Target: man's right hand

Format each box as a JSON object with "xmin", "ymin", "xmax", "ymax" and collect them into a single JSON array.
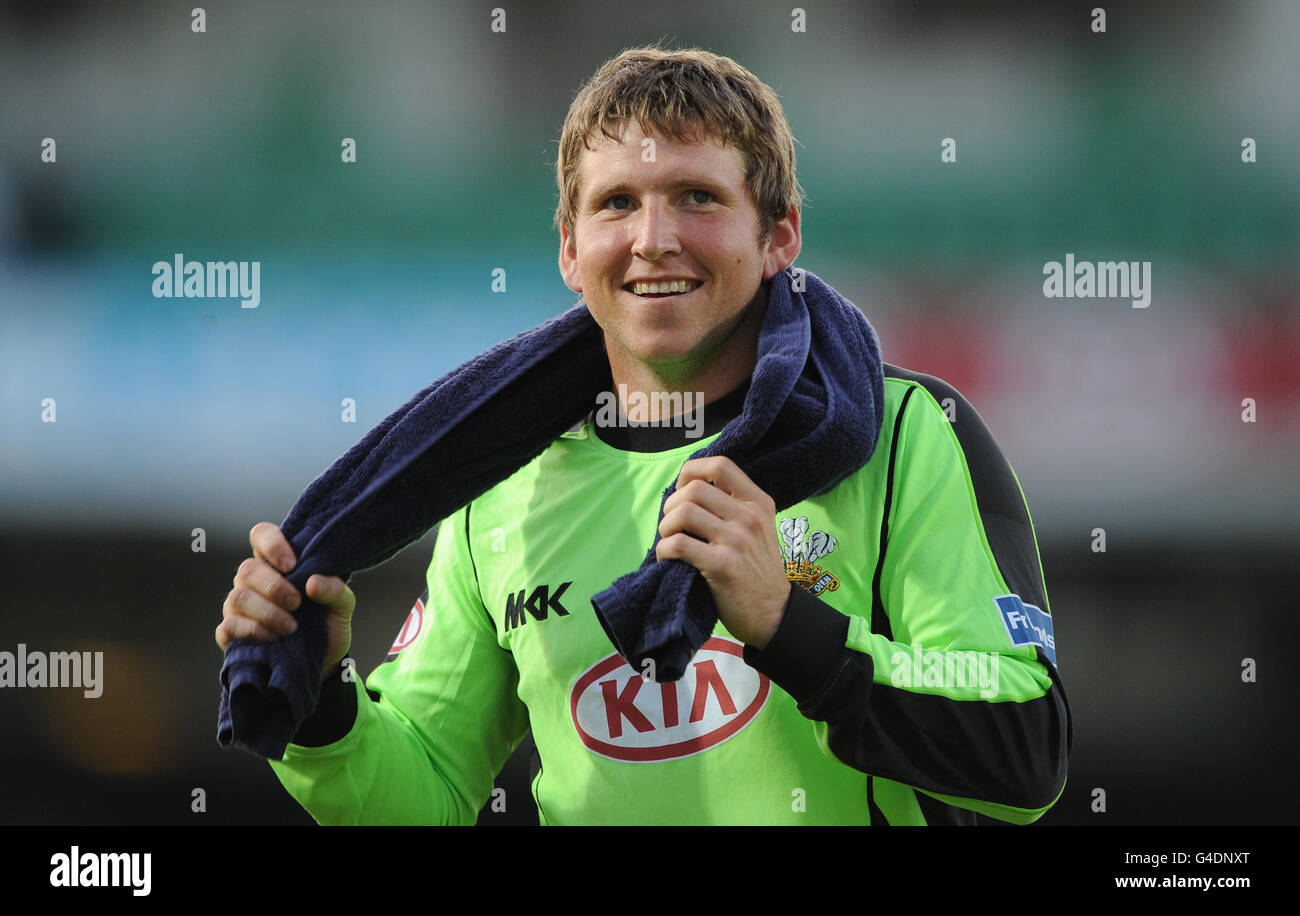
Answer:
[{"xmin": 216, "ymin": 522, "xmax": 356, "ymax": 682}]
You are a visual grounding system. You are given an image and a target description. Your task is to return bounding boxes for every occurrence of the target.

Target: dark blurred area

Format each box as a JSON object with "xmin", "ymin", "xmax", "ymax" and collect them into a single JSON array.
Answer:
[
  {"xmin": 1, "ymin": 529, "xmax": 1294, "ymax": 825},
  {"xmin": 1, "ymin": 0, "xmax": 1297, "ymax": 825}
]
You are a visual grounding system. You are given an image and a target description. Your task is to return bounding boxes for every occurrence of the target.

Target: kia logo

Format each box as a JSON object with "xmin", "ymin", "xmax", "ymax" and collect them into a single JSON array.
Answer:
[{"xmin": 570, "ymin": 637, "xmax": 770, "ymax": 762}]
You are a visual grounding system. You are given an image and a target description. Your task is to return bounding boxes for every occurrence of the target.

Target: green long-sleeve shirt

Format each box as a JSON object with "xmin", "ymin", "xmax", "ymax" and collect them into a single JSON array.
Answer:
[{"xmin": 269, "ymin": 364, "xmax": 1072, "ymax": 824}]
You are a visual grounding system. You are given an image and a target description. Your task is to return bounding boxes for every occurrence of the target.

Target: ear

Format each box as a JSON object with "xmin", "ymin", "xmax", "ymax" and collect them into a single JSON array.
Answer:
[
  {"xmin": 558, "ymin": 222, "xmax": 582, "ymax": 293},
  {"xmin": 761, "ymin": 205, "xmax": 802, "ymax": 281}
]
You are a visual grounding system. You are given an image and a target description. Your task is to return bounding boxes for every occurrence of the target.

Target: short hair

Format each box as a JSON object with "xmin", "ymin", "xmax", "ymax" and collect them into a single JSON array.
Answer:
[{"xmin": 554, "ymin": 45, "xmax": 804, "ymax": 247}]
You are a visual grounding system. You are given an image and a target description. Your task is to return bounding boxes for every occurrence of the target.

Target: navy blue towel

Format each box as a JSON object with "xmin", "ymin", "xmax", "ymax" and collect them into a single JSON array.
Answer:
[
  {"xmin": 591, "ymin": 268, "xmax": 883, "ymax": 679},
  {"xmin": 218, "ymin": 268, "xmax": 884, "ymax": 759}
]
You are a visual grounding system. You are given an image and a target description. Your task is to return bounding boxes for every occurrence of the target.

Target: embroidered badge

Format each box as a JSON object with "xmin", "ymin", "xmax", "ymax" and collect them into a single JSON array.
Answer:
[{"xmin": 779, "ymin": 516, "xmax": 840, "ymax": 596}]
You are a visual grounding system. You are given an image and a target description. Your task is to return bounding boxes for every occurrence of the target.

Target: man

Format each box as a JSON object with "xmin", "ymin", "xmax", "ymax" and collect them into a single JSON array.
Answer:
[{"xmin": 216, "ymin": 46, "xmax": 1071, "ymax": 825}]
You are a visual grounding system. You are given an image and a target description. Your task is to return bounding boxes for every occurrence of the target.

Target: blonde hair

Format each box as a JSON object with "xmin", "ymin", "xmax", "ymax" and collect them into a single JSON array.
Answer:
[{"xmin": 554, "ymin": 45, "xmax": 804, "ymax": 246}]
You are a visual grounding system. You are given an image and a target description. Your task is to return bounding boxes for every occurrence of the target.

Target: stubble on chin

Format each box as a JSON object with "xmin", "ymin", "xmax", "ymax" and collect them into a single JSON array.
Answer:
[{"xmin": 626, "ymin": 284, "xmax": 770, "ymax": 387}]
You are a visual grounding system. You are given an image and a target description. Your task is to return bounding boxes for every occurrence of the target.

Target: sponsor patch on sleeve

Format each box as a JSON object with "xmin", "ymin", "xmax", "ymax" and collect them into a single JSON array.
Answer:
[
  {"xmin": 994, "ymin": 594, "xmax": 1057, "ymax": 666},
  {"xmin": 384, "ymin": 588, "xmax": 428, "ymax": 662}
]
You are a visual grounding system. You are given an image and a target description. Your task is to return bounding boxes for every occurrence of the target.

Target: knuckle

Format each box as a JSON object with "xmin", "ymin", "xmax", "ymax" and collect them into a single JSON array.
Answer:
[
  {"xmin": 276, "ymin": 577, "xmax": 299, "ymax": 606},
  {"xmin": 686, "ymin": 498, "xmax": 707, "ymax": 530},
  {"xmin": 230, "ymin": 586, "xmax": 261, "ymax": 621}
]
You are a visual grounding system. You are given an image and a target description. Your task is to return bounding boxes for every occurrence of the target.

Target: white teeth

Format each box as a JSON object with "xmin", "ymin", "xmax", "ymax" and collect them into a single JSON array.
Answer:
[{"xmin": 631, "ymin": 280, "xmax": 699, "ymax": 296}]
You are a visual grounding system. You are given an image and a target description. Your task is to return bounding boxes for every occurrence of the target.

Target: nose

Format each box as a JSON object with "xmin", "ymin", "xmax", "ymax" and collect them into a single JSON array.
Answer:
[{"xmin": 631, "ymin": 196, "xmax": 681, "ymax": 261}]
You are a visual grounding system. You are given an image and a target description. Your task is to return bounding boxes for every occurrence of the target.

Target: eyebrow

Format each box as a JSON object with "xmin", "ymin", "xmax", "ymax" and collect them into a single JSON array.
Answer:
[{"xmin": 583, "ymin": 175, "xmax": 730, "ymax": 206}]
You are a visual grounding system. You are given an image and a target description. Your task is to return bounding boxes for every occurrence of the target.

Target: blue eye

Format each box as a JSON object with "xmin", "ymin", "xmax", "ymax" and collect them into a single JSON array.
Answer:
[
  {"xmin": 690, "ymin": 190, "xmax": 712, "ymax": 204},
  {"xmin": 606, "ymin": 195, "xmax": 631, "ymax": 210}
]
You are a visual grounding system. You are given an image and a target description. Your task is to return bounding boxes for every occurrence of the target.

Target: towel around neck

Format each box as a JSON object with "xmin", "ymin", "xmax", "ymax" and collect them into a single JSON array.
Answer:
[{"xmin": 218, "ymin": 267, "xmax": 884, "ymax": 759}]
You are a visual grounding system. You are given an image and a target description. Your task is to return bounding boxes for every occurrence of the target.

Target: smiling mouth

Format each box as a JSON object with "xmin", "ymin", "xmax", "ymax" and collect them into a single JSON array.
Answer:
[{"xmin": 623, "ymin": 280, "xmax": 704, "ymax": 299}]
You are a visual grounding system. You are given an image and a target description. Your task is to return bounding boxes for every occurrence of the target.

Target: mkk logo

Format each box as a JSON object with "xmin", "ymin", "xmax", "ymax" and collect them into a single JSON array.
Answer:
[
  {"xmin": 995, "ymin": 594, "xmax": 1057, "ymax": 666},
  {"xmin": 569, "ymin": 637, "xmax": 770, "ymax": 762},
  {"xmin": 503, "ymin": 582, "xmax": 572, "ymax": 631}
]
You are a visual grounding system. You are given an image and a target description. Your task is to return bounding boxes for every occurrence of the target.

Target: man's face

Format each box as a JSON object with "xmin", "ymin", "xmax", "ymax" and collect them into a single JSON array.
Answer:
[{"xmin": 559, "ymin": 120, "xmax": 799, "ymax": 379}]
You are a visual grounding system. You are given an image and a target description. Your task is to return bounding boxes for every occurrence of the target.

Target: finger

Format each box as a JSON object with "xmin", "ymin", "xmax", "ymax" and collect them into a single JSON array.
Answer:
[
  {"xmin": 305, "ymin": 575, "xmax": 356, "ymax": 613},
  {"xmin": 250, "ymin": 521, "xmax": 295, "ymax": 573},
  {"xmin": 215, "ymin": 615, "xmax": 281, "ymax": 650},
  {"xmin": 676, "ymin": 456, "xmax": 753, "ymax": 499},
  {"xmin": 678, "ymin": 458, "xmax": 776, "ymax": 520},
  {"xmin": 662, "ymin": 477, "xmax": 741, "ymax": 521},
  {"xmin": 224, "ymin": 585, "xmax": 299, "ymax": 636},
  {"xmin": 234, "ymin": 557, "xmax": 301, "ymax": 611},
  {"xmin": 658, "ymin": 499, "xmax": 729, "ymax": 544},
  {"xmin": 656, "ymin": 531, "xmax": 717, "ymax": 574}
]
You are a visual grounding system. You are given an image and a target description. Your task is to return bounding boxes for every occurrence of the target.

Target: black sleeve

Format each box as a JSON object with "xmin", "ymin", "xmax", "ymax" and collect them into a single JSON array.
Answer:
[
  {"xmin": 289, "ymin": 653, "xmax": 359, "ymax": 748},
  {"xmin": 743, "ymin": 367, "xmax": 1073, "ymax": 824}
]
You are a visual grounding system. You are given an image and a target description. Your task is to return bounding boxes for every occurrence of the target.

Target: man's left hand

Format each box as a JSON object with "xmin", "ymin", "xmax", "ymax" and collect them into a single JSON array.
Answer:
[{"xmin": 656, "ymin": 456, "xmax": 790, "ymax": 650}]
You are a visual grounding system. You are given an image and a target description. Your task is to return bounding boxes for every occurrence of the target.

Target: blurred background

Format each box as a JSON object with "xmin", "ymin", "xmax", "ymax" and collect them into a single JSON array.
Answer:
[{"xmin": 1, "ymin": 0, "xmax": 1296, "ymax": 825}]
